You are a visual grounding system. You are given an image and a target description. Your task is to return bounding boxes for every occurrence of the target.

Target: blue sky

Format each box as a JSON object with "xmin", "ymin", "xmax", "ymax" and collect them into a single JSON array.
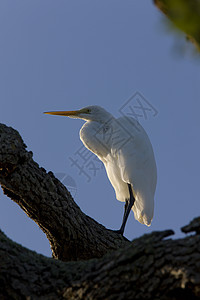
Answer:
[{"xmin": 0, "ymin": 1, "xmax": 200, "ymax": 257}]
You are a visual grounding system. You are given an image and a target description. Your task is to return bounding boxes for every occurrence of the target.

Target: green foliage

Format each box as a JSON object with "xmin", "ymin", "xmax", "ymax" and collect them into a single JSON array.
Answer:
[{"xmin": 155, "ymin": 0, "xmax": 200, "ymax": 50}]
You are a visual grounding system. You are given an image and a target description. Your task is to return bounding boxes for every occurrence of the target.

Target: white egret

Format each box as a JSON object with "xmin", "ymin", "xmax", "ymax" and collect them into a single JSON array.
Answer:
[{"xmin": 44, "ymin": 106, "xmax": 157, "ymax": 235}]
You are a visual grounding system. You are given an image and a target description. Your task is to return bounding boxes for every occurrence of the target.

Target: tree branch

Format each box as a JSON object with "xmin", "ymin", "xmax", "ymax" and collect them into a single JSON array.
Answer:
[
  {"xmin": 1, "ymin": 222, "xmax": 200, "ymax": 299},
  {"xmin": 0, "ymin": 123, "xmax": 128, "ymax": 261},
  {"xmin": 1, "ymin": 123, "xmax": 200, "ymax": 298}
]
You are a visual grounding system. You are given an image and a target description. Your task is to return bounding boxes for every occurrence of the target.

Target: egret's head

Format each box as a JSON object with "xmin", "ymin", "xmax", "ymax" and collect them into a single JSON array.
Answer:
[{"xmin": 44, "ymin": 105, "xmax": 113, "ymax": 123}]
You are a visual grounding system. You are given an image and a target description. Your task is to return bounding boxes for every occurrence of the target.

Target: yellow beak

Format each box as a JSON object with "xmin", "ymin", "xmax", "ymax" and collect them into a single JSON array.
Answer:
[{"xmin": 44, "ymin": 110, "xmax": 80, "ymax": 116}]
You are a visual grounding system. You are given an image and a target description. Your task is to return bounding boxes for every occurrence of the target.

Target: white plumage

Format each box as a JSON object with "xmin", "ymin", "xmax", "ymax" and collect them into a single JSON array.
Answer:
[{"xmin": 45, "ymin": 105, "xmax": 157, "ymax": 234}]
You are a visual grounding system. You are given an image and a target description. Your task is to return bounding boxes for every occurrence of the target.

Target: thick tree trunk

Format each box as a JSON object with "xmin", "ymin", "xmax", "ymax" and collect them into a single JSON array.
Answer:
[{"xmin": 1, "ymin": 123, "xmax": 200, "ymax": 299}]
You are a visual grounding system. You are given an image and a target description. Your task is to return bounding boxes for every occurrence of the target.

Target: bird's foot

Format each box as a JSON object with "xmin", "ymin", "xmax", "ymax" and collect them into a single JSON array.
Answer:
[
  {"xmin": 107, "ymin": 229, "xmax": 129, "ymax": 241},
  {"xmin": 112, "ymin": 229, "xmax": 124, "ymax": 235}
]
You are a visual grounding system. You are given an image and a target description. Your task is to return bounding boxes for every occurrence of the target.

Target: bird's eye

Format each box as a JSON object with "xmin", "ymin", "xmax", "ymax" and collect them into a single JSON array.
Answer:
[{"xmin": 87, "ymin": 109, "xmax": 91, "ymax": 113}]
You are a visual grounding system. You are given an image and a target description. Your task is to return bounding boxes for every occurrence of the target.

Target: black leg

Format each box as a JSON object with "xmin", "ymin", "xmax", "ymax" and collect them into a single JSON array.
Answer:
[
  {"xmin": 122, "ymin": 199, "xmax": 129, "ymax": 225},
  {"xmin": 115, "ymin": 183, "xmax": 135, "ymax": 235}
]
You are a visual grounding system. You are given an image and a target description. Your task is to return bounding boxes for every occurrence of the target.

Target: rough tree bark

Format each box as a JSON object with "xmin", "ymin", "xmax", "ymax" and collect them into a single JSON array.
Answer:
[
  {"xmin": 0, "ymin": 123, "xmax": 128, "ymax": 262},
  {"xmin": 0, "ymin": 123, "xmax": 200, "ymax": 299}
]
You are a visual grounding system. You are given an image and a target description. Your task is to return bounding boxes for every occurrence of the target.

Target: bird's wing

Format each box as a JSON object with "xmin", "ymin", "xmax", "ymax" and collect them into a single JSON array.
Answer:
[
  {"xmin": 110, "ymin": 117, "xmax": 157, "ymax": 226},
  {"xmin": 80, "ymin": 116, "xmax": 157, "ymax": 226}
]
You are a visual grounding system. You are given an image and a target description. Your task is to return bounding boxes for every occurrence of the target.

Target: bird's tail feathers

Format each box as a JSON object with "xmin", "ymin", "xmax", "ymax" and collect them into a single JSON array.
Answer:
[{"xmin": 132, "ymin": 192, "xmax": 154, "ymax": 226}]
